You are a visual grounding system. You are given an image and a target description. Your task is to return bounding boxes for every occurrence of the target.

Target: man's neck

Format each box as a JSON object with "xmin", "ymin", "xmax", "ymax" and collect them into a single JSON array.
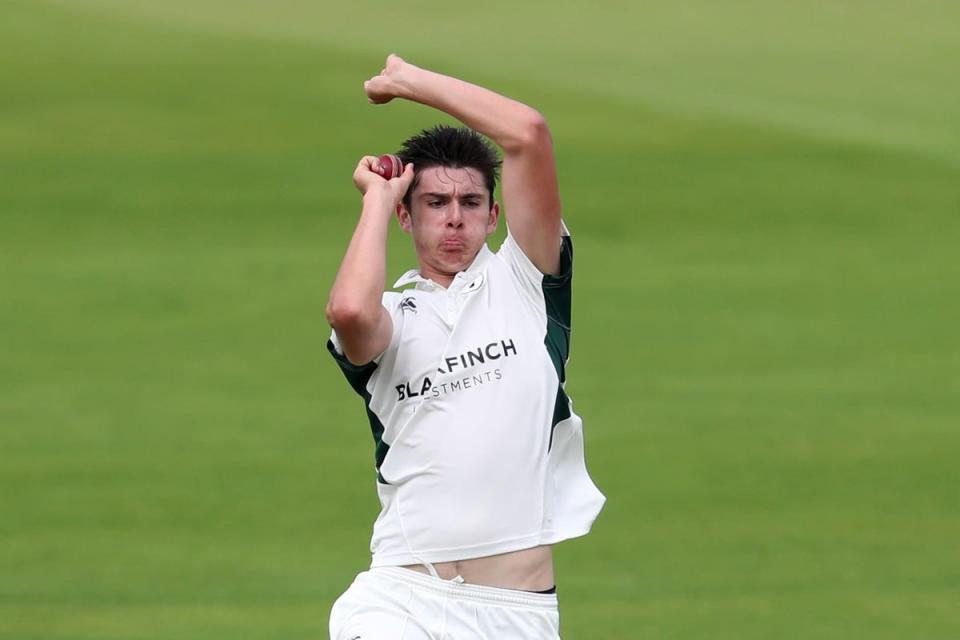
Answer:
[
  {"xmin": 418, "ymin": 267, "xmax": 455, "ymax": 289},
  {"xmin": 416, "ymin": 246, "xmax": 487, "ymax": 289}
]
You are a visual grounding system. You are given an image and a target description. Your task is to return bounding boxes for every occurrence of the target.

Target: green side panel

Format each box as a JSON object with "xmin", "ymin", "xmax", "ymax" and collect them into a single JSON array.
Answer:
[
  {"xmin": 326, "ymin": 339, "xmax": 391, "ymax": 484},
  {"xmin": 549, "ymin": 385, "xmax": 572, "ymax": 451},
  {"xmin": 542, "ymin": 236, "xmax": 574, "ymax": 450}
]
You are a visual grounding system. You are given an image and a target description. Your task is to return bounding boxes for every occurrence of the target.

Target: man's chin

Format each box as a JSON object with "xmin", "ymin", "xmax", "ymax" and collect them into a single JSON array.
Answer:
[{"xmin": 437, "ymin": 251, "xmax": 469, "ymax": 272}]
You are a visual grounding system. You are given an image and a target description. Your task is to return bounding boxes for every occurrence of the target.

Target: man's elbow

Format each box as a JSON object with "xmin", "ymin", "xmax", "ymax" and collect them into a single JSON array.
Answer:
[
  {"xmin": 503, "ymin": 109, "xmax": 551, "ymax": 153},
  {"xmin": 325, "ymin": 300, "xmax": 377, "ymax": 333},
  {"xmin": 325, "ymin": 304, "xmax": 384, "ymax": 365}
]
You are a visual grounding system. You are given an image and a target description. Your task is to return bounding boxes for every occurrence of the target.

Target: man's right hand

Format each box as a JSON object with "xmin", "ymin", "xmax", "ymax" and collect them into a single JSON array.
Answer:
[{"xmin": 353, "ymin": 155, "xmax": 415, "ymax": 205}]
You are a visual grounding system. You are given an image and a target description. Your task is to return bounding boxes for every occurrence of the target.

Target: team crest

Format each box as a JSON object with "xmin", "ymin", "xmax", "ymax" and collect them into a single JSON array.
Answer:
[{"xmin": 400, "ymin": 296, "xmax": 417, "ymax": 313}]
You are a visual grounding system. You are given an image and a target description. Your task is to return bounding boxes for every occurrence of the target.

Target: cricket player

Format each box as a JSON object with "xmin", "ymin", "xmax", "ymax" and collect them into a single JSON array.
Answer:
[{"xmin": 325, "ymin": 54, "xmax": 605, "ymax": 639}]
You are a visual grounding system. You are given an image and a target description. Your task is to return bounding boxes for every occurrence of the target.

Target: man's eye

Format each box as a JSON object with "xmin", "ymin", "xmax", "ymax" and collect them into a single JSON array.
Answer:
[
  {"xmin": 428, "ymin": 201, "xmax": 443, "ymax": 207},
  {"xmin": 465, "ymin": 201, "xmax": 480, "ymax": 207}
]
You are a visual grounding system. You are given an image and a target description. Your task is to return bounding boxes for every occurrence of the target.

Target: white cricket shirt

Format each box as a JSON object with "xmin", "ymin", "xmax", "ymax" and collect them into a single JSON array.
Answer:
[{"xmin": 328, "ymin": 226, "xmax": 606, "ymax": 567}]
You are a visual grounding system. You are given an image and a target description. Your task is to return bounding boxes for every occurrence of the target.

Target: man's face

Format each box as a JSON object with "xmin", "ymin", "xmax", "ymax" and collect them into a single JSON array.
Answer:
[{"xmin": 397, "ymin": 166, "xmax": 499, "ymax": 280}]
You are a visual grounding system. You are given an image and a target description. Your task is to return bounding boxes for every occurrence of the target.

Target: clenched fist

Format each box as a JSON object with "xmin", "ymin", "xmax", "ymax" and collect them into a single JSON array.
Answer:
[
  {"xmin": 353, "ymin": 155, "xmax": 415, "ymax": 205},
  {"xmin": 363, "ymin": 54, "xmax": 415, "ymax": 104}
]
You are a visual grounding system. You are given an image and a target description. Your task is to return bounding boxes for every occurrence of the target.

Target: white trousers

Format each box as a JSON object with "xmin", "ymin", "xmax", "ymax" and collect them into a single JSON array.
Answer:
[{"xmin": 329, "ymin": 567, "xmax": 561, "ymax": 640}]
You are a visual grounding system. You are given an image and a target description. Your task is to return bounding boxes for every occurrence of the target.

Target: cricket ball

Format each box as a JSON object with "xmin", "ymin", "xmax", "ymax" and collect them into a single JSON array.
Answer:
[{"xmin": 376, "ymin": 154, "xmax": 403, "ymax": 179}]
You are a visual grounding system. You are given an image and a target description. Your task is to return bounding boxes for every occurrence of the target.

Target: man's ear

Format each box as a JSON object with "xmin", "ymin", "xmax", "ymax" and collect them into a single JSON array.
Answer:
[
  {"xmin": 397, "ymin": 202, "xmax": 413, "ymax": 234},
  {"xmin": 486, "ymin": 201, "xmax": 500, "ymax": 235}
]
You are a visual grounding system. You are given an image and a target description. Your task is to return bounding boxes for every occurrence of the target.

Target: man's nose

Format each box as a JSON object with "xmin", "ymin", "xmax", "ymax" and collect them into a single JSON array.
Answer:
[{"xmin": 446, "ymin": 203, "xmax": 464, "ymax": 227}]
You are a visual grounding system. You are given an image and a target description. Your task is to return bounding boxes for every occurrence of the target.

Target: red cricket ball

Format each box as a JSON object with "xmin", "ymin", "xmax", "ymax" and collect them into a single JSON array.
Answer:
[{"xmin": 376, "ymin": 154, "xmax": 403, "ymax": 179}]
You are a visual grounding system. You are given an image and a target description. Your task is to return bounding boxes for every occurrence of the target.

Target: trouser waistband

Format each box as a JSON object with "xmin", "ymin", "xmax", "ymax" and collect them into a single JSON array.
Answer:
[{"xmin": 370, "ymin": 567, "xmax": 559, "ymax": 610}]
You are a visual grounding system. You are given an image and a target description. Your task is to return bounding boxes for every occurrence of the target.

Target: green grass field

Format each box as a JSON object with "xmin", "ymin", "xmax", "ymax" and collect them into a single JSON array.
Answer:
[{"xmin": 2, "ymin": 1, "xmax": 959, "ymax": 638}]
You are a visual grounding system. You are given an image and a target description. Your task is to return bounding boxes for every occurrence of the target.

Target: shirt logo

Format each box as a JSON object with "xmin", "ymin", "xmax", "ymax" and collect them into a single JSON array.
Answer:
[
  {"xmin": 399, "ymin": 296, "xmax": 417, "ymax": 313},
  {"xmin": 465, "ymin": 274, "xmax": 484, "ymax": 292},
  {"xmin": 395, "ymin": 338, "xmax": 517, "ymax": 402}
]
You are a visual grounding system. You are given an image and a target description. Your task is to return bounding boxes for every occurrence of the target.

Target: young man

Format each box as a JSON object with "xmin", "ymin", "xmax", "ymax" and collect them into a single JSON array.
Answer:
[{"xmin": 326, "ymin": 54, "xmax": 605, "ymax": 639}]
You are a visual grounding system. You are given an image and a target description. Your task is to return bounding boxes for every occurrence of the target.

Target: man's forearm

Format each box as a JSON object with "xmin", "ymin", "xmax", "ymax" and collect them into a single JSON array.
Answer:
[
  {"xmin": 393, "ymin": 66, "xmax": 545, "ymax": 153},
  {"xmin": 326, "ymin": 193, "xmax": 392, "ymax": 330}
]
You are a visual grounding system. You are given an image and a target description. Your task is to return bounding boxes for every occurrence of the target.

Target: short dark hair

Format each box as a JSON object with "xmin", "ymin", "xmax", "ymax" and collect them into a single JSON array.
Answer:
[{"xmin": 397, "ymin": 125, "xmax": 501, "ymax": 209}]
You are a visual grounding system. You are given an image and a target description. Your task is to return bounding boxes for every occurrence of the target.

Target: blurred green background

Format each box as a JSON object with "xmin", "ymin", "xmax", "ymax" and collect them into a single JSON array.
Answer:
[{"xmin": 2, "ymin": 1, "xmax": 958, "ymax": 638}]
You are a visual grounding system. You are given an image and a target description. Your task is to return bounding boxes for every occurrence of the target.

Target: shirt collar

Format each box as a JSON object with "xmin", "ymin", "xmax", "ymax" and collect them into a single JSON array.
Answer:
[{"xmin": 393, "ymin": 243, "xmax": 493, "ymax": 290}]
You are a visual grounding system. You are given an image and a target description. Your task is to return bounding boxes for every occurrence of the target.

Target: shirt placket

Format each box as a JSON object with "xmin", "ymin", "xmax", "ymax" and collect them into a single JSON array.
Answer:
[{"xmin": 444, "ymin": 289, "xmax": 459, "ymax": 324}]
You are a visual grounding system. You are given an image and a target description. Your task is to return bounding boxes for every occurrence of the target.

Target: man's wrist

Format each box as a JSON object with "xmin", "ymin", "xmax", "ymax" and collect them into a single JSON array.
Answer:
[
  {"xmin": 391, "ymin": 62, "xmax": 424, "ymax": 101},
  {"xmin": 362, "ymin": 190, "xmax": 397, "ymax": 214}
]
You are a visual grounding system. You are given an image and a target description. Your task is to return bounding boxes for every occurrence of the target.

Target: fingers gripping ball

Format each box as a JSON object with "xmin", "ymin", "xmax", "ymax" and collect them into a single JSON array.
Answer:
[{"xmin": 376, "ymin": 154, "xmax": 403, "ymax": 179}]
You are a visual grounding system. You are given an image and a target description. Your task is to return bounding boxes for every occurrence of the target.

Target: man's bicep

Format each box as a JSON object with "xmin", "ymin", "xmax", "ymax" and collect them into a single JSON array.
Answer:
[
  {"xmin": 331, "ymin": 305, "xmax": 394, "ymax": 366},
  {"xmin": 499, "ymin": 123, "xmax": 563, "ymax": 275}
]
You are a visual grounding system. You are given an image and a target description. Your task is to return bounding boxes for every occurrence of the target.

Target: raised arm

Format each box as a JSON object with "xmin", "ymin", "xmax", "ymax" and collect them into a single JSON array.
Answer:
[
  {"xmin": 325, "ymin": 157, "xmax": 415, "ymax": 365},
  {"xmin": 364, "ymin": 54, "xmax": 562, "ymax": 275}
]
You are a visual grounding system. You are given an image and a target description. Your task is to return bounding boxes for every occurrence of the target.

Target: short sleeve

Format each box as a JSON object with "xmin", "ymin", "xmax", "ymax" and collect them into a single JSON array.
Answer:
[
  {"xmin": 326, "ymin": 334, "xmax": 377, "ymax": 395},
  {"xmin": 497, "ymin": 221, "xmax": 573, "ymax": 290}
]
